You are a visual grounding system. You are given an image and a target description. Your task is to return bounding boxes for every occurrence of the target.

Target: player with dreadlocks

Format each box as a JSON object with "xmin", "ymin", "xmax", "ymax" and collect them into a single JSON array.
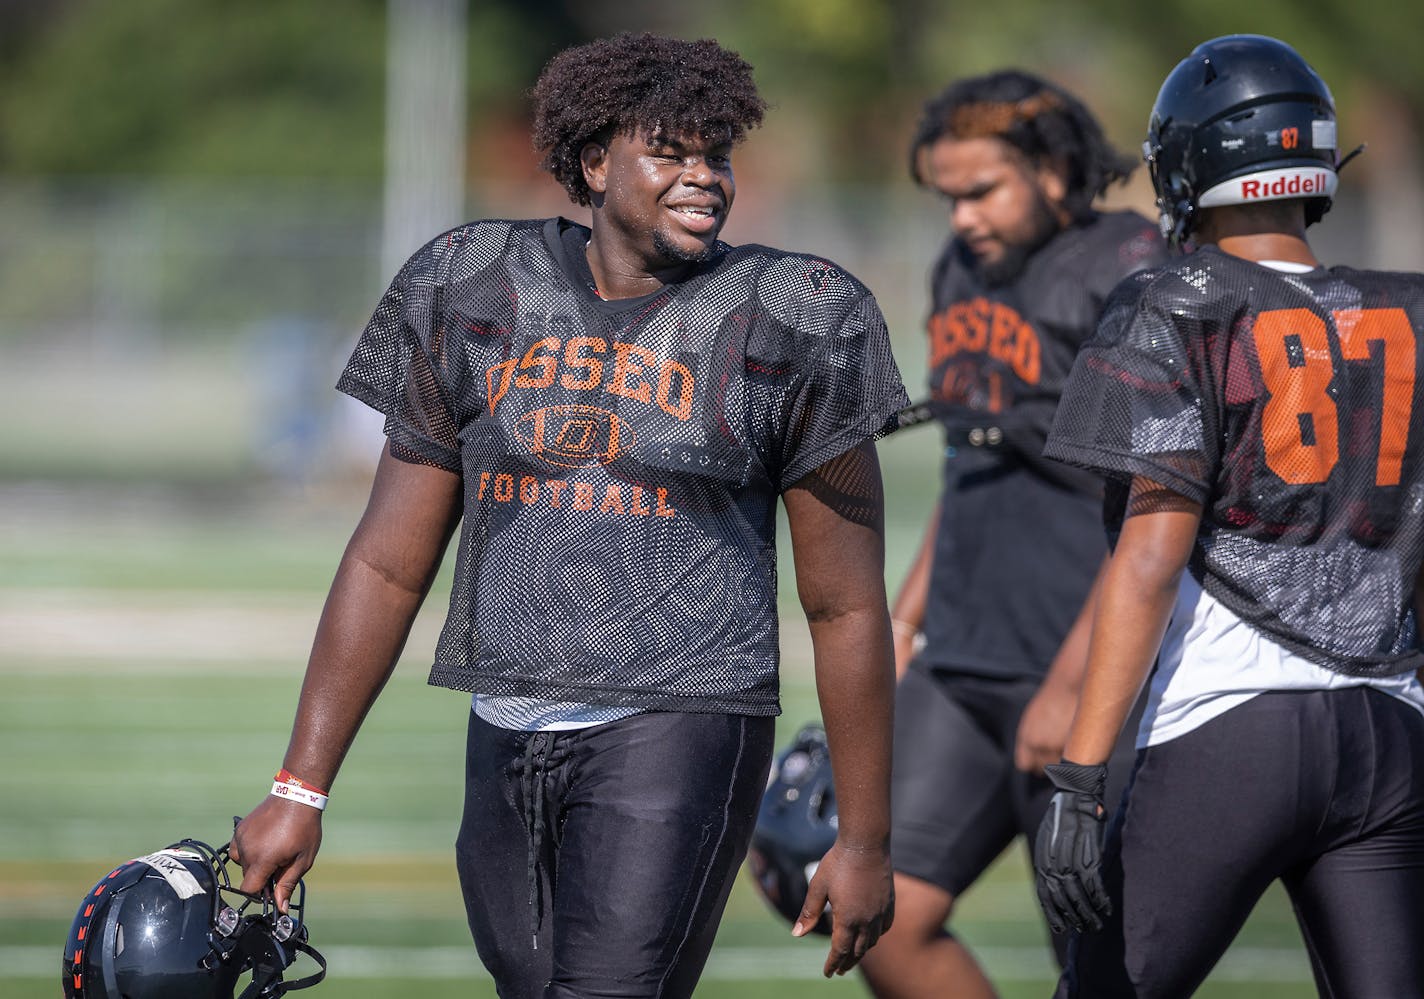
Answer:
[
  {"xmin": 230, "ymin": 32, "xmax": 905, "ymax": 998},
  {"xmin": 856, "ymin": 71, "xmax": 1166, "ymax": 999}
]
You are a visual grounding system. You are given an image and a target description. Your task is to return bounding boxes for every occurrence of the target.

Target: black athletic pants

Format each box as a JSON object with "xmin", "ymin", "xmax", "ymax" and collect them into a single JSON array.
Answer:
[
  {"xmin": 455, "ymin": 709, "xmax": 775, "ymax": 999},
  {"xmin": 890, "ymin": 668, "xmax": 1141, "ymax": 965},
  {"xmin": 1059, "ymin": 687, "xmax": 1424, "ymax": 999}
]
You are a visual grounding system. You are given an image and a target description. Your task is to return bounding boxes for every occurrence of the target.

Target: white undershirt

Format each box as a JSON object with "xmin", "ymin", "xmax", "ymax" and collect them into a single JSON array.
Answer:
[
  {"xmin": 1254, "ymin": 259, "xmax": 1317, "ymax": 274},
  {"xmin": 1139, "ymin": 572, "xmax": 1424, "ymax": 747},
  {"xmin": 473, "ymin": 693, "xmax": 641, "ymax": 732}
]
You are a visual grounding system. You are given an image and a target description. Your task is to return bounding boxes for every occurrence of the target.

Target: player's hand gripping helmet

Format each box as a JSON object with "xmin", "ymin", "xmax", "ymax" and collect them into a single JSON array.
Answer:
[
  {"xmin": 746, "ymin": 722, "xmax": 837, "ymax": 935},
  {"xmin": 1145, "ymin": 34, "xmax": 1343, "ymax": 246},
  {"xmin": 62, "ymin": 838, "xmax": 326, "ymax": 999}
]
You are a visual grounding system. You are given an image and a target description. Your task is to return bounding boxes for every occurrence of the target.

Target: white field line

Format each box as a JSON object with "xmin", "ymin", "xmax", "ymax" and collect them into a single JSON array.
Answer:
[
  {"xmin": 0, "ymin": 588, "xmax": 442, "ymax": 666},
  {"xmin": 6, "ymin": 943, "xmax": 1313, "ymax": 982},
  {"xmin": 0, "ymin": 587, "xmax": 808, "ymax": 675}
]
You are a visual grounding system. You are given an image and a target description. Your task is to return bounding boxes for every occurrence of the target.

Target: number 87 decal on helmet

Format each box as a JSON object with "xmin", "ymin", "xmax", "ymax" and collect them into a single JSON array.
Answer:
[{"xmin": 1143, "ymin": 32, "xmax": 1363, "ymax": 248}]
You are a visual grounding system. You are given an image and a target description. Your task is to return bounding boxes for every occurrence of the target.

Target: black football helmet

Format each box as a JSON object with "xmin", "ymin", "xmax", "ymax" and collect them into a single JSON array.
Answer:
[
  {"xmin": 62, "ymin": 838, "xmax": 326, "ymax": 999},
  {"xmin": 1145, "ymin": 34, "xmax": 1342, "ymax": 246},
  {"xmin": 746, "ymin": 722, "xmax": 838, "ymax": 935}
]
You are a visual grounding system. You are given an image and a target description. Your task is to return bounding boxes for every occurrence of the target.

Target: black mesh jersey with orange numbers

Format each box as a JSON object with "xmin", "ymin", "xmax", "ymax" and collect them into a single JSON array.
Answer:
[
  {"xmin": 1047, "ymin": 245, "xmax": 1424, "ymax": 677},
  {"xmin": 917, "ymin": 212, "xmax": 1166, "ymax": 681},
  {"xmin": 337, "ymin": 217, "xmax": 909, "ymax": 714}
]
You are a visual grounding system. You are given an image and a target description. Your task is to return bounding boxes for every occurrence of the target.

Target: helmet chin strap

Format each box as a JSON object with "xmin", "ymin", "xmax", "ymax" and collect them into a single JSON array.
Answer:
[
  {"xmin": 1162, "ymin": 198, "xmax": 1194, "ymax": 248},
  {"xmin": 1336, "ymin": 143, "xmax": 1366, "ymax": 174},
  {"xmin": 205, "ymin": 836, "xmax": 328, "ymax": 998},
  {"xmin": 237, "ymin": 936, "xmax": 327, "ymax": 999}
]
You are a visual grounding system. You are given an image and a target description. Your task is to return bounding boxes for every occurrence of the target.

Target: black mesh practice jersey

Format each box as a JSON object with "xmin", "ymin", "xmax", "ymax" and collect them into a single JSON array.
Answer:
[
  {"xmin": 919, "ymin": 212, "xmax": 1167, "ymax": 680},
  {"xmin": 926, "ymin": 210, "xmax": 1166, "ymax": 478},
  {"xmin": 1047, "ymin": 246, "xmax": 1424, "ymax": 677},
  {"xmin": 337, "ymin": 217, "xmax": 909, "ymax": 714}
]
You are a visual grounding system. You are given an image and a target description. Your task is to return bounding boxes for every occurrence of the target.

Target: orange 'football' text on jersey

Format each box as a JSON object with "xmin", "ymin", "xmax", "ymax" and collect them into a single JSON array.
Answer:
[
  {"xmin": 475, "ymin": 470, "xmax": 676, "ymax": 519},
  {"xmin": 486, "ymin": 336, "xmax": 696, "ymax": 419},
  {"xmin": 928, "ymin": 297, "xmax": 1043, "ymax": 384}
]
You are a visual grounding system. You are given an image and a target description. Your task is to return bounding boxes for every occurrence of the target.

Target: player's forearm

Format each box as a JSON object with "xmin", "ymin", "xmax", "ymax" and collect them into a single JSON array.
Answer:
[
  {"xmin": 279, "ymin": 554, "xmax": 433, "ymax": 789},
  {"xmin": 278, "ymin": 447, "xmax": 462, "ymax": 789},
  {"xmin": 1062, "ymin": 571, "xmax": 1169, "ymax": 765},
  {"xmin": 809, "ymin": 609, "xmax": 894, "ymax": 851},
  {"xmin": 783, "ymin": 444, "xmax": 895, "ymax": 848},
  {"xmin": 890, "ymin": 505, "xmax": 938, "ymax": 629},
  {"xmin": 1064, "ymin": 499, "xmax": 1198, "ymax": 764},
  {"xmin": 1039, "ymin": 554, "xmax": 1108, "ymax": 695}
]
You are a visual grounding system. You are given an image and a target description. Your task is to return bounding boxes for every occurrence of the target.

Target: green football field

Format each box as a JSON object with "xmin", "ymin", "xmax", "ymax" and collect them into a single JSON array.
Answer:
[{"xmin": 0, "ymin": 435, "xmax": 1316, "ymax": 997}]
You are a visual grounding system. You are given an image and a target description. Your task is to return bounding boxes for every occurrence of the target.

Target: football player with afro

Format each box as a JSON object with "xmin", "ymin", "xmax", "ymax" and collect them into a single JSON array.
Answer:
[
  {"xmin": 1035, "ymin": 34, "xmax": 1424, "ymax": 997},
  {"xmin": 230, "ymin": 31, "xmax": 906, "ymax": 998},
  {"xmin": 856, "ymin": 70, "xmax": 1165, "ymax": 999}
]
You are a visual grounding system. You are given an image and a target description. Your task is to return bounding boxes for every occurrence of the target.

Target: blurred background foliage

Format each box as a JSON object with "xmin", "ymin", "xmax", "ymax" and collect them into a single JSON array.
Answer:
[
  {"xmin": 0, "ymin": 0, "xmax": 1422, "ymax": 487},
  {"xmin": 0, "ymin": 6, "xmax": 1414, "ymax": 992},
  {"xmin": 3, "ymin": 0, "xmax": 1422, "ymax": 182}
]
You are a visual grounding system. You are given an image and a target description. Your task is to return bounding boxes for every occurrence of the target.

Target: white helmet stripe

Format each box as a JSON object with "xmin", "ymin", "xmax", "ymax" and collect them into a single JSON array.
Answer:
[
  {"xmin": 1198, "ymin": 166, "xmax": 1338, "ymax": 208},
  {"xmin": 134, "ymin": 850, "xmax": 207, "ymax": 899}
]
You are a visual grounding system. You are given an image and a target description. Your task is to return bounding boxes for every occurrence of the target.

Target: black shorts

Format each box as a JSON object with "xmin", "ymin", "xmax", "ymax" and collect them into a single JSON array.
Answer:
[
  {"xmin": 1061, "ymin": 687, "xmax": 1424, "ymax": 999},
  {"xmin": 455, "ymin": 709, "xmax": 775, "ymax": 999},
  {"xmin": 890, "ymin": 667, "xmax": 1139, "ymax": 897}
]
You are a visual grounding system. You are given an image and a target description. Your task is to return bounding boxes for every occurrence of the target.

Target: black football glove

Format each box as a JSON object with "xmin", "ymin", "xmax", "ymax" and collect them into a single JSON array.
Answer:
[{"xmin": 1033, "ymin": 759, "xmax": 1111, "ymax": 934}]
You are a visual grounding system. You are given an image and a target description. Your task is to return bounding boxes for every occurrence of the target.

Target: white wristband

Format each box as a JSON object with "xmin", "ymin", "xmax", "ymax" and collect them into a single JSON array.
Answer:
[{"xmin": 271, "ymin": 780, "xmax": 328, "ymax": 811}]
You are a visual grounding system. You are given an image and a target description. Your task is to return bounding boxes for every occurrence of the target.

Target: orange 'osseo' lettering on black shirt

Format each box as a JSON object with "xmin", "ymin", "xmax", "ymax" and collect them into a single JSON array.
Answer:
[
  {"xmin": 486, "ymin": 336, "xmax": 695, "ymax": 419},
  {"xmin": 927, "ymin": 297, "xmax": 1042, "ymax": 413}
]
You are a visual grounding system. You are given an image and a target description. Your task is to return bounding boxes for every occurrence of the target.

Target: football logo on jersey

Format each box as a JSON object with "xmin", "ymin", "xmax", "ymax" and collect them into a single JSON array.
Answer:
[{"xmin": 513, "ymin": 404, "xmax": 635, "ymax": 468}]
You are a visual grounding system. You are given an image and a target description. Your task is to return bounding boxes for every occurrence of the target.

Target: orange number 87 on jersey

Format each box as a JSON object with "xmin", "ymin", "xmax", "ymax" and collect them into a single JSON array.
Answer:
[{"xmin": 1252, "ymin": 307, "xmax": 1416, "ymax": 486}]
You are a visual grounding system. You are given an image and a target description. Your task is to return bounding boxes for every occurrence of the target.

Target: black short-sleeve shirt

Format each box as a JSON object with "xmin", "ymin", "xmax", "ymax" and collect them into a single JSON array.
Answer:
[{"xmin": 919, "ymin": 211, "xmax": 1167, "ymax": 679}]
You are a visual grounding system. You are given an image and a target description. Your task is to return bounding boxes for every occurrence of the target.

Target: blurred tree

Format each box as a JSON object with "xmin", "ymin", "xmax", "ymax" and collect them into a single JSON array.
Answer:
[
  {"xmin": 0, "ymin": 0, "xmax": 78, "ymax": 67},
  {"xmin": 460, "ymin": 0, "xmax": 584, "ymax": 183},
  {"xmin": 0, "ymin": 0, "xmax": 1419, "ymax": 195},
  {"xmin": 0, "ymin": 0, "xmax": 386, "ymax": 177},
  {"xmin": 689, "ymin": 0, "xmax": 907, "ymax": 184}
]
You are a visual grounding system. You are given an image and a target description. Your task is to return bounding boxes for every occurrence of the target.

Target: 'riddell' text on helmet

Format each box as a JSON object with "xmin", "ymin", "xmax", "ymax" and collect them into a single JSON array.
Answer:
[{"xmin": 1144, "ymin": 34, "xmax": 1340, "ymax": 246}]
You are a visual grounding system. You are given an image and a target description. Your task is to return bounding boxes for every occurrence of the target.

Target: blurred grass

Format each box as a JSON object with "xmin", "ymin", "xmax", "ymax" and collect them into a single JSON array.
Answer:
[
  {"xmin": 0, "ymin": 637, "xmax": 1317, "ymax": 997},
  {"xmin": 0, "ymin": 427, "xmax": 1314, "ymax": 997}
]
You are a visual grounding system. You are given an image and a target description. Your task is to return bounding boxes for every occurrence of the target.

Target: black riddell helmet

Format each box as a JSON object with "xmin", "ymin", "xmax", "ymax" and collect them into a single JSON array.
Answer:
[
  {"xmin": 746, "ymin": 723, "xmax": 837, "ymax": 935},
  {"xmin": 1145, "ymin": 34, "xmax": 1340, "ymax": 246},
  {"xmin": 63, "ymin": 838, "xmax": 326, "ymax": 999}
]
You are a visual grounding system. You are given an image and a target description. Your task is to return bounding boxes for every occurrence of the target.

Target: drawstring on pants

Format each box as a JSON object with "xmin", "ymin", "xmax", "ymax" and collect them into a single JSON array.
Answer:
[{"xmin": 520, "ymin": 732, "xmax": 551, "ymax": 949}]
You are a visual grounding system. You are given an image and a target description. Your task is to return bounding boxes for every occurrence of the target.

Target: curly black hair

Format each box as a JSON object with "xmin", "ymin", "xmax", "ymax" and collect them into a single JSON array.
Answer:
[
  {"xmin": 909, "ymin": 70, "xmax": 1136, "ymax": 223},
  {"xmin": 530, "ymin": 32, "xmax": 767, "ymax": 206}
]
